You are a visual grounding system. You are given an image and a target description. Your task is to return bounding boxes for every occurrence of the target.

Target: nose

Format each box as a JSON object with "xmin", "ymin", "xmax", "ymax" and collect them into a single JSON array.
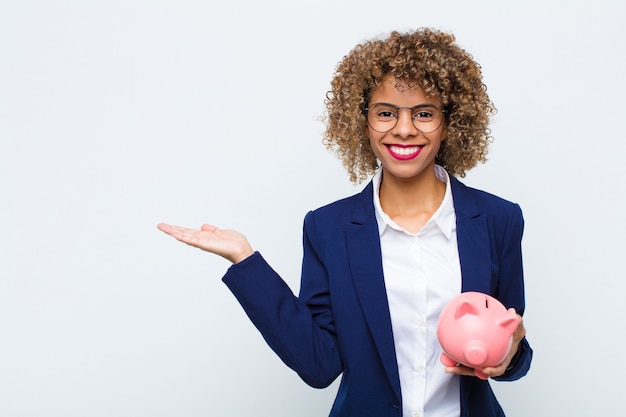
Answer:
[{"xmin": 391, "ymin": 108, "xmax": 418, "ymax": 138}]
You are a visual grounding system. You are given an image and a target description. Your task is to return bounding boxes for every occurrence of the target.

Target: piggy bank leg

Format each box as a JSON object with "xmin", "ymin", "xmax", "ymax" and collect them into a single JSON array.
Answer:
[
  {"xmin": 440, "ymin": 353, "xmax": 457, "ymax": 367},
  {"xmin": 474, "ymin": 369, "xmax": 489, "ymax": 380}
]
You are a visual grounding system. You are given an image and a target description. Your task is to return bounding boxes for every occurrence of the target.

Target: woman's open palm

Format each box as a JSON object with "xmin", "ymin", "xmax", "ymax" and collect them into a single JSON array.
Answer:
[{"xmin": 157, "ymin": 223, "xmax": 254, "ymax": 264}]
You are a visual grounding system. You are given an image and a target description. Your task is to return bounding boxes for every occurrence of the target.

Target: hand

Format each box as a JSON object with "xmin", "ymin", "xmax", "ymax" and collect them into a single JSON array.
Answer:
[
  {"xmin": 157, "ymin": 223, "xmax": 255, "ymax": 264},
  {"xmin": 481, "ymin": 314, "xmax": 526, "ymax": 378},
  {"xmin": 445, "ymin": 314, "xmax": 526, "ymax": 379}
]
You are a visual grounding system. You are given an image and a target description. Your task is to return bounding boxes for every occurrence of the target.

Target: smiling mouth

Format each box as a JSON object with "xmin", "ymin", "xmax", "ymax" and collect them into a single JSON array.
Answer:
[{"xmin": 386, "ymin": 144, "xmax": 423, "ymax": 159}]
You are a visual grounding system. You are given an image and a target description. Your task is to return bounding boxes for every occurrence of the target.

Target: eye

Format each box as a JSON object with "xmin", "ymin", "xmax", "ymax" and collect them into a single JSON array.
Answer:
[
  {"xmin": 368, "ymin": 104, "xmax": 398, "ymax": 121},
  {"xmin": 376, "ymin": 109, "xmax": 397, "ymax": 121},
  {"xmin": 412, "ymin": 109, "xmax": 435, "ymax": 121}
]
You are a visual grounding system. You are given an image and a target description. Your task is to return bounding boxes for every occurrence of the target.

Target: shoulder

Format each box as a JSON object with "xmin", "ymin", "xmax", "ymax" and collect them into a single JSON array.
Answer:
[
  {"xmin": 302, "ymin": 181, "xmax": 374, "ymax": 236},
  {"xmin": 450, "ymin": 176, "xmax": 523, "ymax": 218},
  {"xmin": 450, "ymin": 177, "xmax": 525, "ymax": 248},
  {"xmin": 309, "ymin": 182, "xmax": 373, "ymax": 218}
]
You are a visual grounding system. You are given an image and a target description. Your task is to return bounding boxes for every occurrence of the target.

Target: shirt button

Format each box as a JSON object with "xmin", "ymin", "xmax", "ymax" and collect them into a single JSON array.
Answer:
[
  {"xmin": 416, "ymin": 317, "xmax": 426, "ymax": 327},
  {"xmin": 413, "ymin": 412, "xmax": 422, "ymax": 417}
]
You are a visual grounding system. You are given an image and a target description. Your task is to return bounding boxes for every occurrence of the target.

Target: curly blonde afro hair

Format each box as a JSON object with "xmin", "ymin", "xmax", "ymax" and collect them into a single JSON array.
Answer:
[{"xmin": 323, "ymin": 27, "xmax": 496, "ymax": 183}]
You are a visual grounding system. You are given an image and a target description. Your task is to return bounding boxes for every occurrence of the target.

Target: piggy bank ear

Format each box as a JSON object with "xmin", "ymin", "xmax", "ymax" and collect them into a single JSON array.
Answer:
[
  {"xmin": 455, "ymin": 300, "xmax": 479, "ymax": 320},
  {"xmin": 497, "ymin": 309, "xmax": 520, "ymax": 334}
]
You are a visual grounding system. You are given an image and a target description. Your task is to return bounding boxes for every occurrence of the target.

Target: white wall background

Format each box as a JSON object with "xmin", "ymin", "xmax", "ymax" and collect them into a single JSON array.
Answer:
[{"xmin": 1, "ymin": 0, "xmax": 624, "ymax": 416}]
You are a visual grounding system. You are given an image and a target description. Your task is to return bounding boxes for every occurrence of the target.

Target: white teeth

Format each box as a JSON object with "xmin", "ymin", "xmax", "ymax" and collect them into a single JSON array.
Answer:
[{"xmin": 389, "ymin": 145, "xmax": 420, "ymax": 155}]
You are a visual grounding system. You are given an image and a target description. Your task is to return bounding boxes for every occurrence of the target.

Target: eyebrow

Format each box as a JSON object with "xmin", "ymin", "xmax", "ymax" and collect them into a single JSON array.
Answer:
[{"xmin": 369, "ymin": 101, "xmax": 441, "ymax": 109}]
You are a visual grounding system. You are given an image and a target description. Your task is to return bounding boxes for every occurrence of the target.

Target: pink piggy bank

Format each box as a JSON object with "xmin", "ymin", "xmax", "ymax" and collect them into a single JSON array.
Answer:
[{"xmin": 437, "ymin": 291, "xmax": 519, "ymax": 380}]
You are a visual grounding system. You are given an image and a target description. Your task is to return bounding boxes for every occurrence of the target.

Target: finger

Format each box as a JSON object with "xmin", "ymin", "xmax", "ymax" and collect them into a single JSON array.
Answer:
[
  {"xmin": 481, "ymin": 364, "xmax": 506, "ymax": 378},
  {"xmin": 158, "ymin": 223, "xmax": 190, "ymax": 239},
  {"xmin": 201, "ymin": 224, "xmax": 217, "ymax": 232},
  {"xmin": 445, "ymin": 365, "xmax": 475, "ymax": 377},
  {"xmin": 514, "ymin": 315, "xmax": 526, "ymax": 339},
  {"xmin": 159, "ymin": 224, "xmax": 202, "ymax": 245},
  {"xmin": 157, "ymin": 223, "xmax": 173, "ymax": 233}
]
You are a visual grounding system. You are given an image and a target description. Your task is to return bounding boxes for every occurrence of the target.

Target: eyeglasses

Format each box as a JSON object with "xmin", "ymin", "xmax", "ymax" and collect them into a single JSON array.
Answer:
[{"xmin": 364, "ymin": 102, "xmax": 447, "ymax": 134}]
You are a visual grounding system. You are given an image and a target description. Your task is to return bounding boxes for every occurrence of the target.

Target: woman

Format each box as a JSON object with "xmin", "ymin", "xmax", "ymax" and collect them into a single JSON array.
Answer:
[{"xmin": 158, "ymin": 28, "xmax": 532, "ymax": 417}]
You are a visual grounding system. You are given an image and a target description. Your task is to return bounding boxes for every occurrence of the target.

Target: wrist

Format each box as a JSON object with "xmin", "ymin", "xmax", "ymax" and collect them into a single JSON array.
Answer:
[{"xmin": 231, "ymin": 245, "xmax": 255, "ymax": 264}]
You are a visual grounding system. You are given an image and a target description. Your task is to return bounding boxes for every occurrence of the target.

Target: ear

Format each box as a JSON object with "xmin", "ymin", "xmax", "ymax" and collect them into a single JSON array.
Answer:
[
  {"xmin": 497, "ymin": 310, "xmax": 520, "ymax": 335},
  {"xmin": 454, "ymin": 300, "xmax": 479, "ymax": 320}
]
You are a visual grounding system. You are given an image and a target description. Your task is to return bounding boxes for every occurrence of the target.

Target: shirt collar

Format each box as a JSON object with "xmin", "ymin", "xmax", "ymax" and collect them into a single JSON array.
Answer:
[{"xmin": 372, "ymin": 165, "xmax": 455, "ymax": 239}]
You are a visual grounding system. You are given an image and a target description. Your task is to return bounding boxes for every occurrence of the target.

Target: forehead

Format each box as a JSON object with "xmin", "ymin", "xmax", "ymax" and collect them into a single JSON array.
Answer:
[{"xmin": 369, "ymin": 75, "xmax": 440, "ymax": 104}]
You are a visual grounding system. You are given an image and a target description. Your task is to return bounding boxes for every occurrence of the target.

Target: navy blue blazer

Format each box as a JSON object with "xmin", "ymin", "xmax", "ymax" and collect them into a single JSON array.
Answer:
[{"xmin": 223, "ymin": 176, "xmax": 532, "ymax": 417}]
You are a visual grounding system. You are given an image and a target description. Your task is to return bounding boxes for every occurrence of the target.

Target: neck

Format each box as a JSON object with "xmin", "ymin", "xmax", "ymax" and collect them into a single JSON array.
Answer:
[{"xmin": 378, "ymin": 166, "xmax": 446, "ymax": 232}]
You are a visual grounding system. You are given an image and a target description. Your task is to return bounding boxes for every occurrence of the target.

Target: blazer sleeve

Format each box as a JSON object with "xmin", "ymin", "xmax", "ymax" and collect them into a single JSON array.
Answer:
[
  {"xmin": 221, "ymin": 211, "xmax": 343, "ymax": 388},
  {"xmin": 492, "ymin": 202, "xmax": 533, "ymax": 381}
]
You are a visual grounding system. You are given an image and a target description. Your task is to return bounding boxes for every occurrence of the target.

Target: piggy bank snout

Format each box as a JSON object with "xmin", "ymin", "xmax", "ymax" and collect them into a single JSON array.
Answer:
[{"xmin": 464, "ymin": 341, "xmax": 488, "ymax": 366}]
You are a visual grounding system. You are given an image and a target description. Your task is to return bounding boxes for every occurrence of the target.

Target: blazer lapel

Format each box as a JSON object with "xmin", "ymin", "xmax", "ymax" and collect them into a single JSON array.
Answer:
[
  {"xmin": 345, "ymin": 182, "xmax": 402, "ymax": 403},
  {"xmin": 450, "ymin": 177, "xmax": 493, "ymax": 294},
  {"xmin": 342, "ymin": 177, "xmax": 494, "ymax": 404}
]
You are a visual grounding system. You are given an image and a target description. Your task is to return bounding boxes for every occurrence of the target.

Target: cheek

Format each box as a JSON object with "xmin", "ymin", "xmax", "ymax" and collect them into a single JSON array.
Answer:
[{"xmin": 367, "ymin": 131, "xmax": 384, "ymax": 157}]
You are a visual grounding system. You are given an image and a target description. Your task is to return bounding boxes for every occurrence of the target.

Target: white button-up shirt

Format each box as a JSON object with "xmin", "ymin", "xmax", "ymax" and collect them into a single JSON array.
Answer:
[{"xmin": 373, "ymin": 165, "xmax": 461, "ymax": 417}]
